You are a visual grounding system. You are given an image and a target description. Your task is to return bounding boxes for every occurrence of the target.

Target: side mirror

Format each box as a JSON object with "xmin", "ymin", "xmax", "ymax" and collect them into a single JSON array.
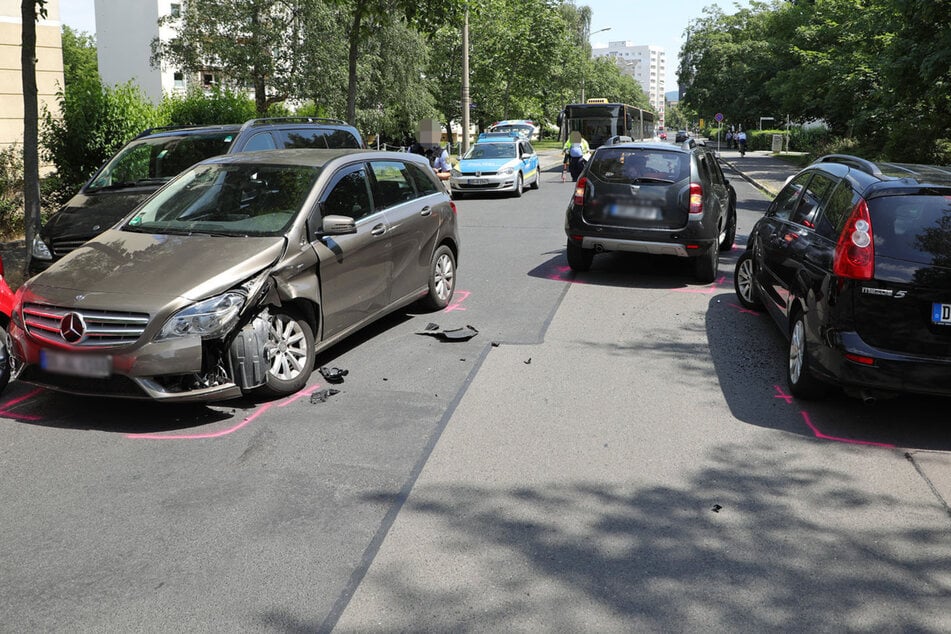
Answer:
[{"xmin": 321, "ymin": 214, "xmax": 357, "ymax": 236}]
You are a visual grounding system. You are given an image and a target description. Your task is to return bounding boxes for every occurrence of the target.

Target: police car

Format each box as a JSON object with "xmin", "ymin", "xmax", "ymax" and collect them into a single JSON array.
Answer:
[{"xmin": 449, "ymin": 132, "xmax": 541, "ymax": 198}]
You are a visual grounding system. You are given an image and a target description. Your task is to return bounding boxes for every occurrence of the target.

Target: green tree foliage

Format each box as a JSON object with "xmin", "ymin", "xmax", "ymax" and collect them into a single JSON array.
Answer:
[
  {"xmin": 153, "ymin": 0, "xmax": 311, "ymax": 115},
  {"xmin": 159, "ymin": 87, "xmax": 257, "ymax": 126},
  {"xmin": 40, "ymin": 80, "xmax": 160, "ymax": 203},
  {"xmin": 61, "ymin": 25, "xmax": 98, "ymax": 89},
  {"xmin": 679, "ymin": 0, "xmax": 950, "ymax": 163}
]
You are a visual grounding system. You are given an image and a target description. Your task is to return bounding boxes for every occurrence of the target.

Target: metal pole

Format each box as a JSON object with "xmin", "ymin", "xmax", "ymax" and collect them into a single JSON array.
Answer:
[{"xmin": 461, "ymin": 7, "xmax": 470, "ymax": 155}]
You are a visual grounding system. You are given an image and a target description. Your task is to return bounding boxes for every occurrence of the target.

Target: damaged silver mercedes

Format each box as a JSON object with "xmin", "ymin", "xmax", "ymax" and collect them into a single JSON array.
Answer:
[{"xmin": 8, "ymin": 149, "xmax": 459, "ymax": 402}]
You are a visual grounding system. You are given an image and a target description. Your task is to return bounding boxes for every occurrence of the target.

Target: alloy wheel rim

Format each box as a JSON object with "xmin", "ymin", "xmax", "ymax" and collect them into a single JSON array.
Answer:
[
  {"xmin": 738, "ymin": 258, "xmax": 754, "ymax": 302},
  {"xmin": 789, "ymin": 320, "xmax": 805, "ymax": 384},
  {"xmin": 267, "ymin": 315, "xmax": 307, "ymax": 380},
  {"xmin": 434, "ymin": 254, "xmax": 455, "ymax": 301}
]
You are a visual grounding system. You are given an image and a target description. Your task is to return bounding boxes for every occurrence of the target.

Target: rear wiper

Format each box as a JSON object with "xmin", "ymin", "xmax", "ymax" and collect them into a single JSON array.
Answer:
[{"xmin": 632, "ymin": 177, "xmax": 675, "ymax": 184}]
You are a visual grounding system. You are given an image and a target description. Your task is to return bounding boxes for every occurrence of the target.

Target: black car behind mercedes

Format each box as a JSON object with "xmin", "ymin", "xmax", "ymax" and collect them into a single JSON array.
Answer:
[{"xmin": 734, "ymin": 154, "xmax": 951, "ymax": 402}]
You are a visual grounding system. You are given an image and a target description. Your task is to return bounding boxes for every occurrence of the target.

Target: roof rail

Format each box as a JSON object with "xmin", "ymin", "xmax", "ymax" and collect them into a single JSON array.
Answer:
[
  {"xmin": 134, "ymin": 123, "xmax": 237, "ymax": 139},
  {"xmin": 815, "ymin": 154, "xmax": 883, "ymax": 177},
  {"xmin": 239, "ymin": 116, "xmax": 348, "ymax": 131}
]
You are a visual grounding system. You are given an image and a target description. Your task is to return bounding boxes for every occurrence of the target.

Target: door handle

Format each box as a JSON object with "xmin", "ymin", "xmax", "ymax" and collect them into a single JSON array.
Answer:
[
  {"xmin": 420, "ymin": 206, "xmax": 432, "ymax": 216},
  {"xmin": 371, "ymin": 224, "xmax": 387, "ymax": 236}
]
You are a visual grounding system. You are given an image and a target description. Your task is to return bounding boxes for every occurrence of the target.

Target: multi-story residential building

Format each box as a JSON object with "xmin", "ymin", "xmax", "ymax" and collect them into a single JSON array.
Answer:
[
  {"xmin": 96, "ymin": 0, "xmax": 190, "ymax": 104},
  {"xmin": 0, "ymin": 0, "xmax": 64, "ymax": 150},
  {"xmin": 592, "ymin": 41, "xmax": 666, "ymax": 127}
]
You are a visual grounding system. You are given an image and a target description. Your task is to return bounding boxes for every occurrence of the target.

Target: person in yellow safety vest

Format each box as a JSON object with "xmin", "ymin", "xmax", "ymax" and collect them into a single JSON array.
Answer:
[{"xmin": 563, "ymin": 131, "xmax": 590, "ymax": 181}]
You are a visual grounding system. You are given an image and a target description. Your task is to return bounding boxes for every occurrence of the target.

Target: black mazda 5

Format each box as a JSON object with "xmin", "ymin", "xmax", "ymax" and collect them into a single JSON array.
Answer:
[{"xmin": 734, "ymin": 154, "xmax": 951, "ymax": 402}]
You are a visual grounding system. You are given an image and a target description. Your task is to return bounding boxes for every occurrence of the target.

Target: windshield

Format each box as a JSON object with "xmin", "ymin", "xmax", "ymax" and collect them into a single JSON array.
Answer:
[
  {"xmin": 123, "ymin": 162, "xmax": 319, "ymax": 237},
  {"xmin": 87, "ymin": 131, "xmax": 235, "ymax": 192},
  {"xmin": 589, "ymin": 148, "xmax": 688, "ymax": 184},
  {"xmin": 464, "ymin": 143, "xmax": 516, "ymax": 160}
]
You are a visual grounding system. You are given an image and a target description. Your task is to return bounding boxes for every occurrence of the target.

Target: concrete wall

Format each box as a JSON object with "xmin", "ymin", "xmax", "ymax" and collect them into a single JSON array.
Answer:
[{"xmin": 0, "ymin": 0, "xmax": 64, "ymax": 150}]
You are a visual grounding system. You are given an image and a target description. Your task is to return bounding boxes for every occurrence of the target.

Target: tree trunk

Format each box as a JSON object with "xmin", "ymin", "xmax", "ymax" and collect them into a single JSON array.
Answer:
[
  {"xmin": 21, "ymin": 0, "xmax": 42, "ymax": 277},
  {"xmin": 346, "ymin": 7, "xmax": 363, "ymax": 125}
]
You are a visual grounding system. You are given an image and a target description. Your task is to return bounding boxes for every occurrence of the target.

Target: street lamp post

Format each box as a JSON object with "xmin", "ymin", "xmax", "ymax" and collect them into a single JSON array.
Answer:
[{"xmin": 582, "ymin": 27, "xmax": 611, "ymax": 103}]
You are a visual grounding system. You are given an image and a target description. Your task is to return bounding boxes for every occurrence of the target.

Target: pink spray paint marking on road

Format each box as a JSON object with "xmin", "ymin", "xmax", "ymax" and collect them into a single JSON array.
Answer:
[
  {"xmin": 729, "ymin": 302, "xmax": 761, "ymax": 316},
  {"xmin": 126, "ymin": 383, "xmax": 325, "ymax": 441},
  {"xmin": 544, "ymin": 264, "xmax": 586, "ymax": 284},
  {"xmin": 799, "ymin": 410, "xmax": 895, "ymax": 449},
  {"xmin": 0, "ymin": 388, "xmax": 44, "ymax": 421},
  {"xmin": 773, "ymin": 385, "xmax": 794, "ymax": 405},
  {"xmin": 443, "ymin": 289, "xmax": 471, "ymax": 312},
  {"xmin": 772, "ymin": 384, "xmax": 894, "ymax": 449},
  {"xmin": 673, "ymin": 276, "xmax": 727, "ymax": 294}
]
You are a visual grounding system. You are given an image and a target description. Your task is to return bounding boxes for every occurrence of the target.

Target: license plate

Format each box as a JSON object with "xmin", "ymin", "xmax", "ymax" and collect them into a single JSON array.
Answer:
[
  {"xmin": 608, "ymin": 204, "xmax": 661, "ymax": 220},
  {"xmin": 932, "ymin": 303, "xmax": 951, "ymax": 325},
  {"xmin": 40, "ymin": 349, "xmax": 112, "ymax": 378},
  {"xmin": 469, "ymin": 178, "xmax": 489, "ymax": 185}
]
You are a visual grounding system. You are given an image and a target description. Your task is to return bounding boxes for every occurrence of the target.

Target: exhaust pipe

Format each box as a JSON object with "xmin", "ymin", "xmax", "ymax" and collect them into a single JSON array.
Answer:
[
  {"xmin": 860, "ymin": 390, "xmax": 877, "ymax": 405},
  {"xmin": 594, "ymin": 243, "xmax": 605, "ymax": 253}
]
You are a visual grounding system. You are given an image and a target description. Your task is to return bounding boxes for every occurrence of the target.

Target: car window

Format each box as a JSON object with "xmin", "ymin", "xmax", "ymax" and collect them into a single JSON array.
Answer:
[
  {"xmin": 405, "ymin": 162, "xmax": 439, "ymax": 196},
  {"xmin": 869, "ymin": 195, "xmax": 951, "ymax": 263},
  {"xmin": 242, "ymin": 132, "xmax": 278, "ymax": 152},
  {"xmin": 124, "ymin": 163, "xmax": 316, "ymax": 236},
  {"xmin": 589, "ymin": 148, "xmax": 687, "ymax": 183},
  {"xmin": 815, "ymin": 179, "xmax": 856, "ymax": 238},
  {"xmin": 278, "ymin": 129, "xmax": 330, "ymax": 149},
  {"xmin": 791, "ymin": 172, "xmax": 836, "ymax": 227},
  {"xmin": 769, "ymin": 172, "xmax": 812, "ymax": 221},
  {"xmin": 322, "ymin": 165, "xmax": 373, "ymax": 220},
  {"xmin": 369, "ymin": 161, "xmax": 415, "ymax": 209},
  {"xmin": 324, "ymin": 129, "xmax": 362, "ymax": 148}
]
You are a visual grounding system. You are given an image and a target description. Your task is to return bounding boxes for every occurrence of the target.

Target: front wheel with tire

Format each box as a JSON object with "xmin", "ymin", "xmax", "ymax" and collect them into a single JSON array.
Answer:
[
  {"xmin": 734, "ymin": 251, "xmax": 762, "ymax": 310},
  {"xmin": 694, "ymin": 244, "xmax": 718, "ymax": 283},
  {"xmin": 420, "ymin": 245, "xmax": 456, "ymax": 310},
  {"xmin": 512, "ymin": 173, "xmax": 523, "ymax": 198},
  {"xmin": 787, "ymin": 313, "xmax": 828, "ymax": 400},
  {"xmin": 258, "ymin": 307, "xmax": 315, "ymax": 397},
  {"xmin": 566, "ymin": 240, "xmax": 594, "ymax": 272}
]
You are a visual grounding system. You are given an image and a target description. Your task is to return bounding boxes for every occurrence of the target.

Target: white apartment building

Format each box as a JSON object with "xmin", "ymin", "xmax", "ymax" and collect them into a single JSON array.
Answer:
[
  {"xmin": 0, "ymin": 0, "xmax": 64, "ymax": 149},
  {"xmin": 592, "ymin": 41, "xmax": 666, "ymax": 127},
  {"xmin": 96, "ymin": 0, "xmax": 191, "ymax": 104}
]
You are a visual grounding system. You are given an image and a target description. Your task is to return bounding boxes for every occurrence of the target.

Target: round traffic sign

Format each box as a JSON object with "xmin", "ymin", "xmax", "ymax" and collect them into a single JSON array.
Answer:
[{"xmin": 714, "ymin": 112, "xmax": 724, "ymax": 122}]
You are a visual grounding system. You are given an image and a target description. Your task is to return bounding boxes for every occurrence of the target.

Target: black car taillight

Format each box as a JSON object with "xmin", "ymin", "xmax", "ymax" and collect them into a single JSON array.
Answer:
[
  {"xmin": 833, "ymin": 197, "xmax": 874, "ymax": 280},
  {"xmin": 573, "ymin": 177, "xmax": 588, "ymax": 207}
]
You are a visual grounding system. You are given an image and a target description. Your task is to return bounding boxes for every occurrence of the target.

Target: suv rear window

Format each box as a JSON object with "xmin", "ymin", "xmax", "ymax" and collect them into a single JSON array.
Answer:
[
  {"xmin": 589, "ymin": 149, "xmax": 689, "ymax": 183},
  {"xmin": 870, "ymin": 194, "xmax": 951, "ymax": 262}
]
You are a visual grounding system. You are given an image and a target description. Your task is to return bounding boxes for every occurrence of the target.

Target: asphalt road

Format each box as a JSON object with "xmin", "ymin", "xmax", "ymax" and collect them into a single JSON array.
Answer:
[{"xmin": 1, "ymin": 160, "xmax": 950, "ymax": 632}]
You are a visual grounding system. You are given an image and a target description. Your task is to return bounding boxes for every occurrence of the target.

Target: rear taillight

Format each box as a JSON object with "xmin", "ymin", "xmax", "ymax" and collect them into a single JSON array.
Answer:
[
  {"xmin": 688, "ymin": 183, "xmax": 703, "ymax": 218},
  {"xmin": 833, "ymin": 198, "xmax": 874, "ymax": 280},
  {"xmin": 573, "ymin": 177, "xmax": 588, "ymax": 206},
  {"xmin": 450, "ymin": 201, "xmax": 457, "ymax": 215}
]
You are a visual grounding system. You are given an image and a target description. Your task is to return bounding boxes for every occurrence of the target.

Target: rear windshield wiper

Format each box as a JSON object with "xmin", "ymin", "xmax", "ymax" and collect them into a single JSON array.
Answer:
[{"xmin": 632, "ymin": 177, "xmax": 675, "ymax": 184}]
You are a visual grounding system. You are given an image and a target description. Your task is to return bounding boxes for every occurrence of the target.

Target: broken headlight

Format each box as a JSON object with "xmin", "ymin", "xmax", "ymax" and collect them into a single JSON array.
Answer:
[{"xmin": 157, "ymin": 291, "xmax": 246, "ymax": 340}]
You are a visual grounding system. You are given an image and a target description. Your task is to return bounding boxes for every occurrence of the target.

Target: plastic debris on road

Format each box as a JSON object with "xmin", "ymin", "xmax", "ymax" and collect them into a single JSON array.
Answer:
[{"xmin": 416, "ymin": 323, "xmax": 479, "ymax": 342}]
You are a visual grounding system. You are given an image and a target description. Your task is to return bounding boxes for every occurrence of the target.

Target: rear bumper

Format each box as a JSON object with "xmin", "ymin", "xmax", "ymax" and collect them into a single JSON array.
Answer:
[
  {"xmin": 816, "ymin": 331, "xmax": 951, "ymax": 397},
  {"xmin": 579, "ymin": 236, "xmax": 691, "ymax": 257}
]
